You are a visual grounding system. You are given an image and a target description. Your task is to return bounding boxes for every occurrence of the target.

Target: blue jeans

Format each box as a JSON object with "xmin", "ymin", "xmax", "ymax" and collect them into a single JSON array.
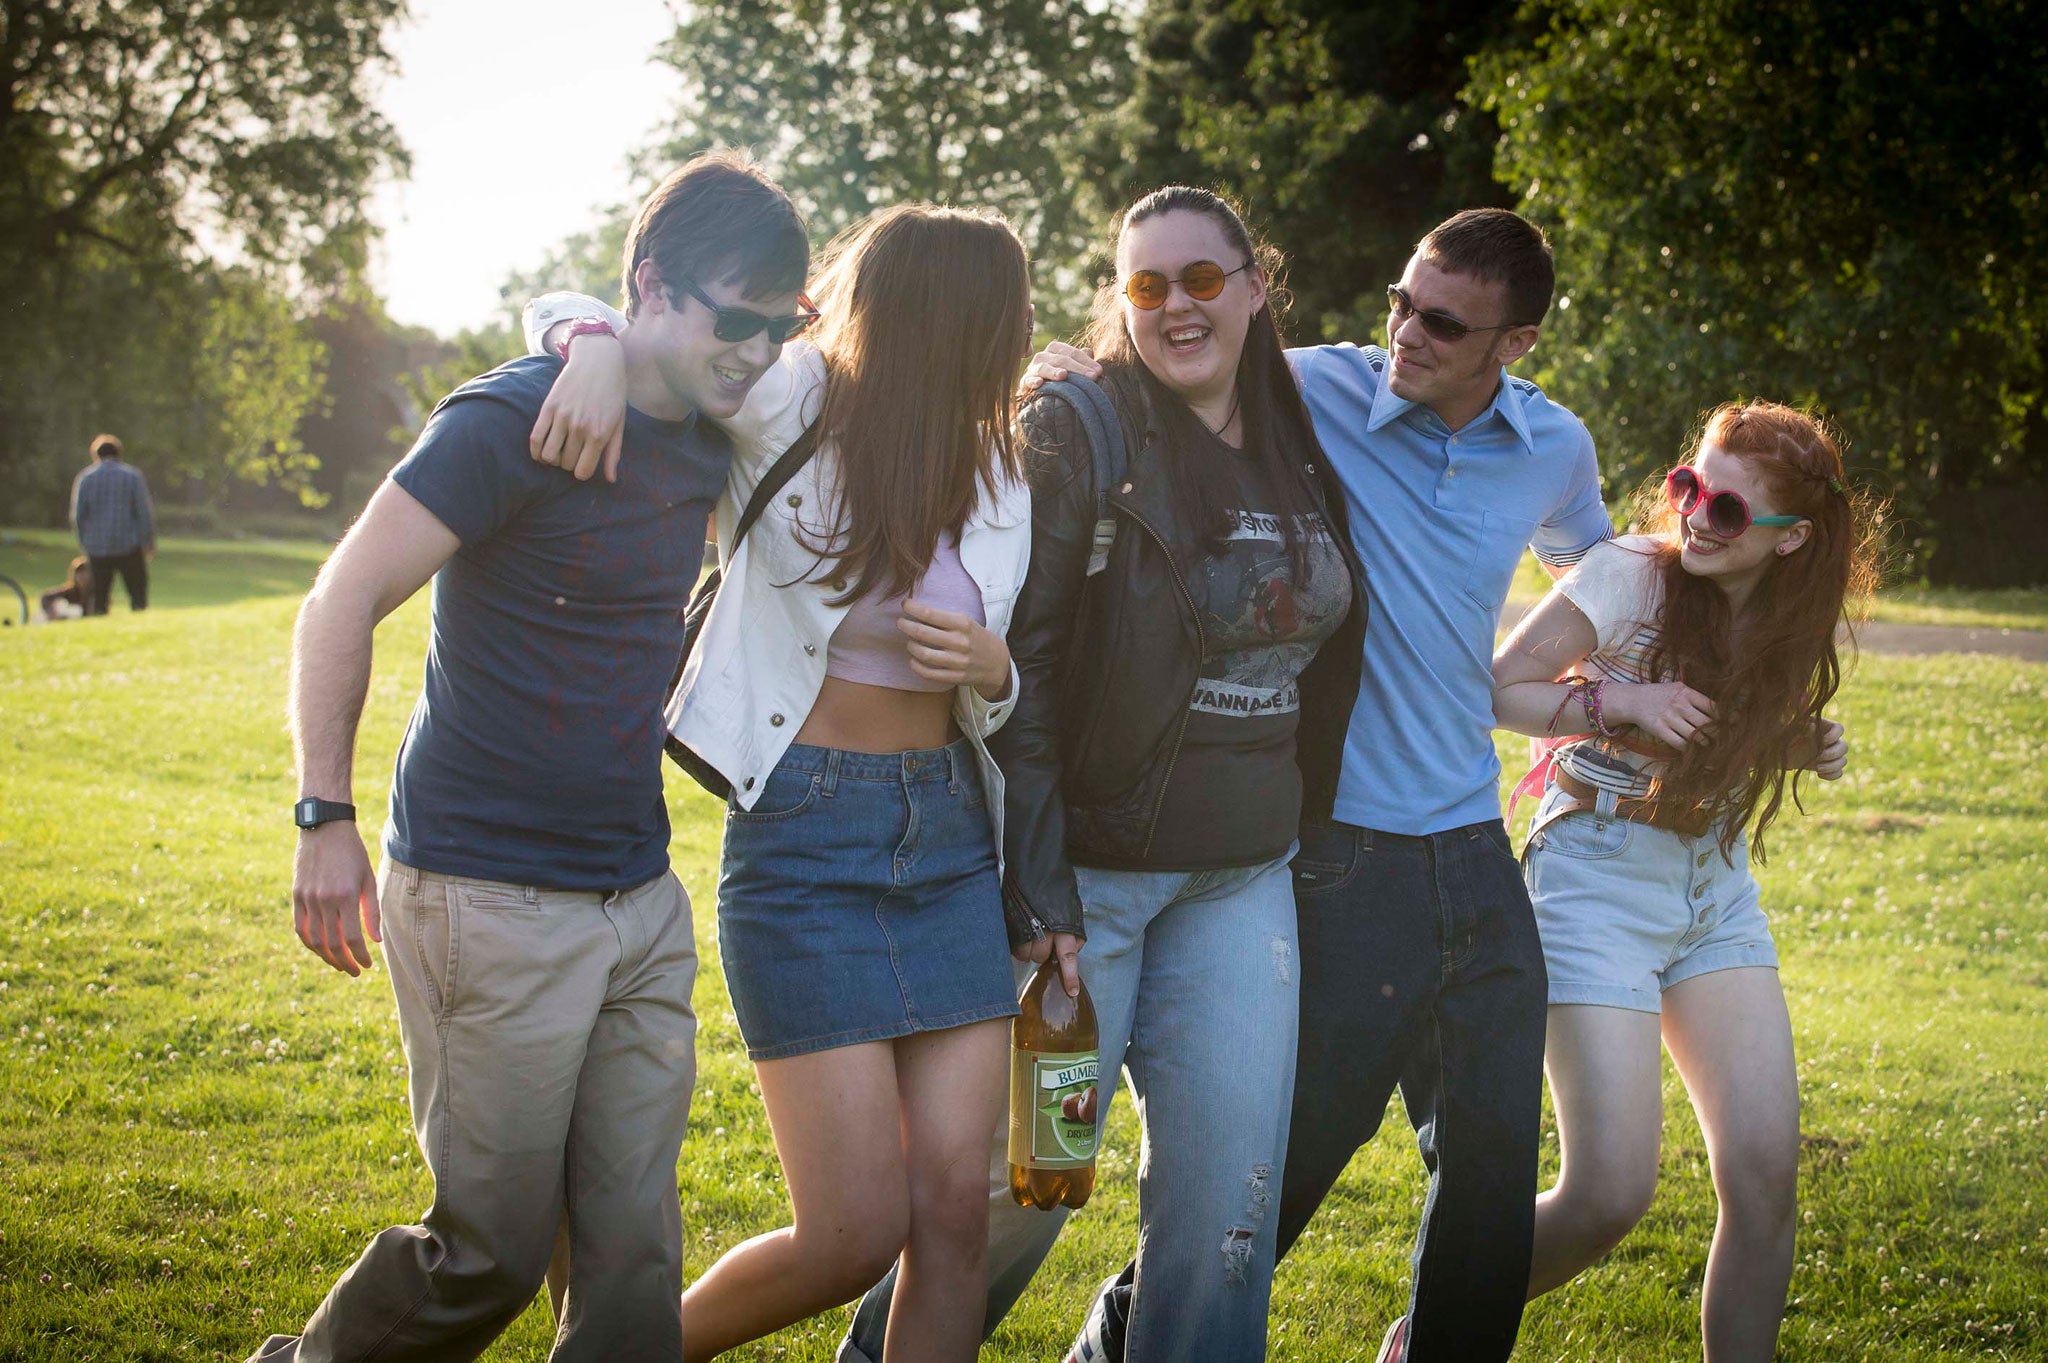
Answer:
[
  {"xmin": 1279, "ymin": 818, "xmax": 1547, "ymax": 1361},
  {"xmin": 840, "ymin": 850, "xmax": 1301, "ymax": 1362}
]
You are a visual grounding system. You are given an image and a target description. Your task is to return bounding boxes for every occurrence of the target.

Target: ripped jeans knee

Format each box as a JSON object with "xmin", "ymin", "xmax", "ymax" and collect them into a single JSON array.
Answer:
[{"xmin": 1220, "ymin": 1162, "xmax": 1274, "ymax": 1285}]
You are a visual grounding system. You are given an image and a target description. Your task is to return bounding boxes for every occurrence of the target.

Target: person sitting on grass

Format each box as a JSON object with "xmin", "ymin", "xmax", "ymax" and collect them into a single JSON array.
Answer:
[
  {"xmin": 39, "ymin": 557, "xmax": 93, "ymax": 621},
  {"xmin": 253, "ymin": 151, "xmax": 809, "ymax": 1363},
  {"xmin": 1492, "ymin": 401, "xmax": 1878, "ymax": 1363}
]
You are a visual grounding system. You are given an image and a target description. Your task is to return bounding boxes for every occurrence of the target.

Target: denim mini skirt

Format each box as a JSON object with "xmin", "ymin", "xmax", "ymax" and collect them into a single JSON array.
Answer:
[{"xmin": 716, "ymin": 739, "xmax": 1019, "ymax": 1060}]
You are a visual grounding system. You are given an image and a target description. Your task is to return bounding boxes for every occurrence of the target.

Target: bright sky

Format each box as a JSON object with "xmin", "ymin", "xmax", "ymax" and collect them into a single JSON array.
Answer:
[{"xmin": 367, "ymin": 0, "xmax": 682, "ymax": 336}]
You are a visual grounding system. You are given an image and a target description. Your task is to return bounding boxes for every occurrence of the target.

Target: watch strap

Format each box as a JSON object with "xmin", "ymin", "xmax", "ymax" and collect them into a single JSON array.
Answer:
[{"xmin": 295, "ymin": 797, "xmax": 357, "ymax": 829}]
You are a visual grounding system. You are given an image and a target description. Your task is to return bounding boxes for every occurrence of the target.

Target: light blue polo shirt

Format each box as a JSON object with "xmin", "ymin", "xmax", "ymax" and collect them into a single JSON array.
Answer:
[{"xmin": 1289, "ymin": 343, "xmax": 1612, "ymax": 835}]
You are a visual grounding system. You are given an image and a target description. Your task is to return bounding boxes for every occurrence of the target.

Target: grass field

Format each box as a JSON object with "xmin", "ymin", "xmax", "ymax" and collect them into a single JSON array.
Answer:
[
  {"xmin": 2, "ymin": 533, "xmax": 2045, "ymax": 1360},
  {"xmin": 1503, "ymin": 550, "xmax": 2048, "ymax": 632}
]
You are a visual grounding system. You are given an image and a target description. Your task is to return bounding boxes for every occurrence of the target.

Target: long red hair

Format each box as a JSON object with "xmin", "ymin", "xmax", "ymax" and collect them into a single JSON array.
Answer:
[{"xmin": 1638, "ymin": 401, "xmax": 1883, "ymax": 860}]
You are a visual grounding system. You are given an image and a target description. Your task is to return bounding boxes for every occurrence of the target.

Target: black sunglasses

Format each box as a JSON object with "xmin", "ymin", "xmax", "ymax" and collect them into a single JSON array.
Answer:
[
  {"xmin": 675, "ymin": 280, "xmax": 820, "ymax": 345},
  {"xmin": 1386, "ymin": 284, "xmax": 1526, "ymax": 344}
]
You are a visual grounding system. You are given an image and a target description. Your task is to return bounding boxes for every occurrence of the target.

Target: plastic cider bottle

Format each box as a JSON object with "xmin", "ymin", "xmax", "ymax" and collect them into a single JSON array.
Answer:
[{"xmin": 1008, "ymin": 954, "xmax": 1100, "ymax": 1210}]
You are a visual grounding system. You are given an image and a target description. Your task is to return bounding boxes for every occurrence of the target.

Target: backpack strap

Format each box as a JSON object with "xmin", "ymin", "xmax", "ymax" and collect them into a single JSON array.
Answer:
[
  {"xmin": 1033, "ymin": 374, "xmax": 1127, "ymax": 514},
  {"xmin": 730, "ymin": 419, "xmax": 822, "ymax": 550}
]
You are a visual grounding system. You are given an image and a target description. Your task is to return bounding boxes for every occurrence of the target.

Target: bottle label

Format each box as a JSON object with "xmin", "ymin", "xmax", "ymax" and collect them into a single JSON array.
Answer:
[{"xmin": 1008, "ymin": 1047, "xmax": 1101, "ymax": 1168}]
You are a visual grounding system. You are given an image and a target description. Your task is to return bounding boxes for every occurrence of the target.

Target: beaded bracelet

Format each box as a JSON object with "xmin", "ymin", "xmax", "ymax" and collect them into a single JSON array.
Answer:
[
  {"xmin": 1547, "ymin": 675, "xmax": 1592, "ymax": 734},
  {"xmin": 1581, "ymin": 676, "xmax": 1624, "ymax": 739}
]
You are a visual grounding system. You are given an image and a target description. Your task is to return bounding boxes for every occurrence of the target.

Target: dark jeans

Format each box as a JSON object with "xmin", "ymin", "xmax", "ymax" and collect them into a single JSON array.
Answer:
[
  {"xmin": 87, "ymin": 548, "xmax": 148, "ymax": 613},
  {"xmin": 1278, "ymin": 817, "xmax": 1547, "ymax": 1361}
]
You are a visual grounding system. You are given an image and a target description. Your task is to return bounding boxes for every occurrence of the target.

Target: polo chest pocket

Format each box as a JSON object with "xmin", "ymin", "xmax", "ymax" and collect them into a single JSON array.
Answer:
[{"xmin": 1460, "ymin": 510, "xmax": 1538, "ymax": 611}]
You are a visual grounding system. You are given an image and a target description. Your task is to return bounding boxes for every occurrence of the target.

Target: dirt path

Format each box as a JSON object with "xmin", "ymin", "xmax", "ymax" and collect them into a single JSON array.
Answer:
[
  {"xmin": 1849, "ymin": 620, "xmax": 2048, "ymax": 662},
  {"xmin": 1498, "ymin": 604, "xmax": 2048, "ymax": 663}
]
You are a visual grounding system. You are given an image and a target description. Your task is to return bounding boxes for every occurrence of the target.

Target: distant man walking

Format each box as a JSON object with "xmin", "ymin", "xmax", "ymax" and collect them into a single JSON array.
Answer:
[{"xmin": 70, "ymin": 433, "xmax": 154, "ymax": 613}]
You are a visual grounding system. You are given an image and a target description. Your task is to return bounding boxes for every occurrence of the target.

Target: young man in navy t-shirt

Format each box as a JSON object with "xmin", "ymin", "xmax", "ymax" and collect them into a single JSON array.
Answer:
[{"xmin": 252, "ymin": 154, "xmax": 811, "ymax": 1363}]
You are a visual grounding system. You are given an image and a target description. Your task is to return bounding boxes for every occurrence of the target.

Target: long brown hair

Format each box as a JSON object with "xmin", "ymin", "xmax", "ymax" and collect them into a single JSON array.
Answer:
[
  {"xmin": 1636, "ymin": 401, "xmax": 1884, "ymax": 860},
  {"xmin": 1083, "ymin": 186, "xmax": 1328, "ymax": 583},
  {"xmin": 801, "ymin": 205, "xmax": 1032, "ymax": 602}
]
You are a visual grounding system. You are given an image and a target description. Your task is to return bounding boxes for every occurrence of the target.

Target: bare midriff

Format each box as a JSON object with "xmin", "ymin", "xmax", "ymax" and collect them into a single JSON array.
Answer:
[{"xmin": 794, "ymin": 676, "xmax": 959, "ymax": 753}]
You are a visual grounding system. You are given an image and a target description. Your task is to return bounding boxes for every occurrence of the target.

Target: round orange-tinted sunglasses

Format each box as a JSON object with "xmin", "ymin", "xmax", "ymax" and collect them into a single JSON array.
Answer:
[{"xmin": 1122, "ymin": 260, "xmax": 1252, "ymax": 309}]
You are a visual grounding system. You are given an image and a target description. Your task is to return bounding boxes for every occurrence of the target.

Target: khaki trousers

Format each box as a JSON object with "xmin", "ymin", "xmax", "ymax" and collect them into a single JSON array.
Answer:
[{"xmin": 251, "ymin": 860, "xmax": 698, "ymax": 1363}]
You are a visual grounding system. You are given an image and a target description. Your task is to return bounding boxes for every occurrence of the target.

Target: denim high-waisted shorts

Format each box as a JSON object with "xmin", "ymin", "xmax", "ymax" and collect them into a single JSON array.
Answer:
[
  {"xmin": 716, "ymin": 739, "xmax": 1018, "ymax": 1060},
  {"xmin": 1524, "ymin": 785, "xmax": 1779, "ymax": 1013}
]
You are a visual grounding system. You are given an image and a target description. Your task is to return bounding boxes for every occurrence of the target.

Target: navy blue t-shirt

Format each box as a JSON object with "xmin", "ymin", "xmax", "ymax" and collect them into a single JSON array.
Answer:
[{"xmin": 383, "ymin": 355, "xmax": 730, "ymax": 890}]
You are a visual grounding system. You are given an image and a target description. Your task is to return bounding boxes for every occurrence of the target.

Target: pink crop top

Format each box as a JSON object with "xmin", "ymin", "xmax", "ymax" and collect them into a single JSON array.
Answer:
[{"xmin": 826, "ymin": 531, "xmax": 985, "ymax": 692}]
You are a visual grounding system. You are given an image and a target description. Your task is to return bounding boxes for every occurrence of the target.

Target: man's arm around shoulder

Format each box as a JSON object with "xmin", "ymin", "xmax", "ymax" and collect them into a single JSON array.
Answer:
[
  {"xmin": 289, "ymin": 481, "xmax": 460, "ymax": 977},
  {"xmin": 1285, "ymin": 342, "xmax": 1388, "ymax": 426}
]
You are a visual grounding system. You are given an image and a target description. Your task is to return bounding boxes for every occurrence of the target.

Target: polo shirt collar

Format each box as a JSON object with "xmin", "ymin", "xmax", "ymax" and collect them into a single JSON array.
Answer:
[
  {"xmin": 1369, "ymin": 367, "xmax": 1536, "ymax": 453},
  {"xmin": 1365, "ymin": 375, "xmax": 1416, "ymax": 433},
  {"xmin": 1492, "ymin": 372, "xmax": 1536, "ymax": 453}
]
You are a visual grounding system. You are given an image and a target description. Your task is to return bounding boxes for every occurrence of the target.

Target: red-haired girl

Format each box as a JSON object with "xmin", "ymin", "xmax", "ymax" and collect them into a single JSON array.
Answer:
[{"xmin": 1492, "ymin": 401, "xmax": 1879, "ymax": 1360}]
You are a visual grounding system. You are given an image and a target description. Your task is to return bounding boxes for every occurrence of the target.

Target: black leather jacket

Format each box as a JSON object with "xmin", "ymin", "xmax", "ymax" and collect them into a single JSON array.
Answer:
[{"xmin": 990, "ymin": 365, "xmax": 1368, "ymax": 947}]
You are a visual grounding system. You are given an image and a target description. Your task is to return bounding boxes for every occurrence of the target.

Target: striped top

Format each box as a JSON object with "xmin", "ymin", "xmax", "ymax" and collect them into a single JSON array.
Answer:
[
  {"xmin": 1553, "ymin": 535, "xmax": 1674, "ymax": 800},
  {"xmin": 70, "ymin": 458, "xmax": 155, "ymax": 558}
]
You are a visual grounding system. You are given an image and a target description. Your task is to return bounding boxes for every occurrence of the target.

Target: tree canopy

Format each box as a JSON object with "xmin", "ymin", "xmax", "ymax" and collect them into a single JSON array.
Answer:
[
  {"xmin": 1471, "ymin": 0, "xmax": 2048, "ymax": 581},
  {"xmin": 1081, "ymin": 0, "xmax": 1516, "ymax": 342},
  {"xmin": 645, "ymin": 0, "xmax": 1130, "ymax": 328},
  {"xmin": 3, "ymin": 0, "xmax": 2040, "ymax": 583},
  {"xmin": 0, "ymin": 0, "xmax": 407, "ymax": 519}
]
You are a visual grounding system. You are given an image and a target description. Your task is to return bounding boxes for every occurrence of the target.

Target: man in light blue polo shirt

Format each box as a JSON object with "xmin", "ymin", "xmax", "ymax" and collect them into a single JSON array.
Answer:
[
  {"xmin": 1037, "ymin": 208, "xmax": 1610, "ymax": 1363},
  {"xmin": 1272, "ymin": 209, "xmax": 1611, "ymax": 1363}
]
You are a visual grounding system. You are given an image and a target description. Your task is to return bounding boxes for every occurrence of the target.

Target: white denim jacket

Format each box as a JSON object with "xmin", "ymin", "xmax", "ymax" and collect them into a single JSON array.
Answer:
[{"xmin": 523, "ymin": 298, "xmax": 1027, "ymax": 854}]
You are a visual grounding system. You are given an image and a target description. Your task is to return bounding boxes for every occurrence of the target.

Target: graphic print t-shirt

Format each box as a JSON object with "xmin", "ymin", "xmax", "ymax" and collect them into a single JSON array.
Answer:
[{"xmin": 1145, "ymin": 432, "xmax": 1353, "ymax": 868}]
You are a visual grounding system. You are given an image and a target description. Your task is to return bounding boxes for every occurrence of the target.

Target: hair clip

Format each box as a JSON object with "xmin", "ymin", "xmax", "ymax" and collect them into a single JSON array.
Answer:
[{"xmin": 1826, "ymin": 476, "xmax": 1845, "ymax": 495}]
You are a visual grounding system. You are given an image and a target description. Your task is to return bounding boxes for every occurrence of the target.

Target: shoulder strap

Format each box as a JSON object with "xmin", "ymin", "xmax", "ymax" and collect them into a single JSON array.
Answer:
[
  {"xmin": 1035, "ymin": 374, "xmax": 1126, "ymax": 513},
  {"xmin": 730, "ymin": 420, "xmax": 822, "ymax": 549}
]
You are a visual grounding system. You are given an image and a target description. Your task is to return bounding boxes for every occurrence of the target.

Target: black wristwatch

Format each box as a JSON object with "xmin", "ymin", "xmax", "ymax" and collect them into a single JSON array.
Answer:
[{"xmin": 294, "ymin": 797, "xmax": 357, "ymax": 830}]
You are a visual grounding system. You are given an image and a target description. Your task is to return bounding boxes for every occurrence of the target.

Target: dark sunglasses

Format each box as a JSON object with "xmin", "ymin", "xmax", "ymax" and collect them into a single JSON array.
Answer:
[
  {"xmin": 1123, "ymin": 260, "xmax": 1252, "ymax": 310},
  {"xmin": 1385, "ymin": 284, "xmax": 1526, "ymax": 344},
  {"xmin": 675, "ymin": 280, "xmax": 820, "ymax": 344},
  {"xmin": 1666, "ymin": 466, "xmax": 1803, "ymax": 539}
]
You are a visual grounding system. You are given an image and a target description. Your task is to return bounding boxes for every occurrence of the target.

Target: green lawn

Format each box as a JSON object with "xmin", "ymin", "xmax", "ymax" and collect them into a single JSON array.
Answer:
[
  {"xmin": 1, "ymin": 544, "xmax": 2044, "ymax": 1359},
  {"xmin": 6, "ymin": 527, "xmax": 2043, "ymax": 634},
  {"xmin": 1505, "ymin": 550, "xmax": 2048, "ymax": 632},
  {"xmin": 0, "ymin": 527, "xmax": 330, "ymax": 618},
  {"xmin": 1855, "ymin": 587, "xmax": 2048, "ymax": 631}
]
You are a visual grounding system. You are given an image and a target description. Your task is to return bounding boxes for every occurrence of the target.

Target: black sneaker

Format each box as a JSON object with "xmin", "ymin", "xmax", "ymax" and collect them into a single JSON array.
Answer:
[{"xmin": 1062, "ymin": 1272, "xmax": 1133, "ymax": 1363}]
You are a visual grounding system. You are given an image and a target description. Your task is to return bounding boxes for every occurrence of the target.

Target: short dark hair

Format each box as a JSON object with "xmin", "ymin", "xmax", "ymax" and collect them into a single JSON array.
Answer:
[
  {"xmin": 90, "ymin": 433, "xmax": 122, "ymax": 460},
  {"xmin": 621, "ymin": 150, "xmax": 809, "ymax": 317},
  {"xmin": 1417, "ymin": 209, "xmax": 1555, "ymax": 327}
]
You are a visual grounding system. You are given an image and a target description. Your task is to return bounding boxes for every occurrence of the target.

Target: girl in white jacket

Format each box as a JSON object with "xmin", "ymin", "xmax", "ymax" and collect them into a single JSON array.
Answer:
[{"xmin": 529, "ymin": 205, "xmax": 1033, "ymax": 1363}]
